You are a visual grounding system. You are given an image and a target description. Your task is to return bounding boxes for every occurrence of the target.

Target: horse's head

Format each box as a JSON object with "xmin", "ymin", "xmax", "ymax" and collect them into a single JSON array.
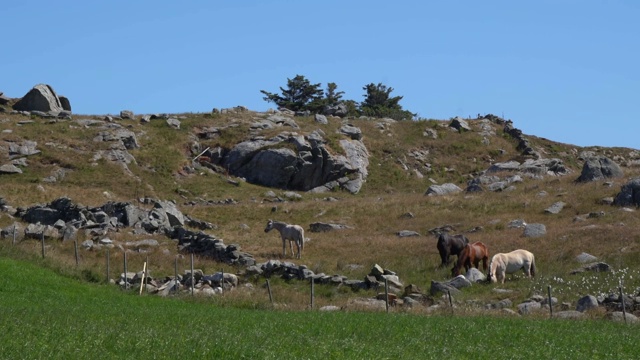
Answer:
[
  {"xmin": 451, "ymin": 266, "xmax": 459, "ymax": 278},
  {"xmin": 487, "ymin": 271, "xmax": 496, "ymax": 283},
  {"xmin": 264, "ymin": 219, "xmax": 274, "ymax": 233}
]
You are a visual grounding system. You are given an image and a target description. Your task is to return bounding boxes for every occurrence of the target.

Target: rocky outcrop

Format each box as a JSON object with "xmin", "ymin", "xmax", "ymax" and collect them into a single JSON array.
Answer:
[
  {"xmin": 613, "ymin": 177, "xmax": 640, "ymax": 207},
  {"xmin": 12, "ymin": 84, "xmax": 69, "ymax": 114},
  {"xmin": 322, "ymin": 103, "xmax": 348, "ymax": 117},
  {"xmin": 14, "ymin": 197, "xmax": 210, "ymax": 240},
  {"xmin": 200, "ymin": 128, "xmax": 369, "ymax": 194},
  {"xmin": 576, "ymin": 156, "xmax": 623, "ymax": 182}
]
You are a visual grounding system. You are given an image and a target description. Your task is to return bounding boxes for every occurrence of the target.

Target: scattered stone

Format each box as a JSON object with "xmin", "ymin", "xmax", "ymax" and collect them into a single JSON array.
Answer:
[
  {"xmin": 425, "ymin": 183, "xmax": 463, "ymax": 196},
  {"xmin": 545, "ymin": 202, "xmax": 566, "ymax": 214},
  {"xmin": 396, "ymin": 230, "xmax": 420, "ymax": 237},
  {"xmin": 576, "ymin": 295, "xmax": 599, "ymax": 312},
  {"xmin": 575, "ymin": 252, "xmax": 597, "ymax": 263},
  {"xmin": 523, "ymin": 223, "xmax": 546, "ymax": 237}
]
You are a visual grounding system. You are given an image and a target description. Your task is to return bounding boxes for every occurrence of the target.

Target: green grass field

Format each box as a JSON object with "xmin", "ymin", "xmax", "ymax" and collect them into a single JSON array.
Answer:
[{"xmin": 1, "ymin": 255, "xmax": 638, "ymax": 360}]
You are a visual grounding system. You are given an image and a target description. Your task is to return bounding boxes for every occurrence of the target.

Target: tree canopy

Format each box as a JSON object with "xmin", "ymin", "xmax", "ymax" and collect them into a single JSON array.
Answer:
[
  {"xmin": 360, "ymin": 83, "xmax": 415, "ymax": 120},
  {"xmin": 260, "ymin": 75, "xmax": 415, "ymax": 120},
  {"xmin": 260, "ymin": 75, "xmax": 323, "ymax": 112}
]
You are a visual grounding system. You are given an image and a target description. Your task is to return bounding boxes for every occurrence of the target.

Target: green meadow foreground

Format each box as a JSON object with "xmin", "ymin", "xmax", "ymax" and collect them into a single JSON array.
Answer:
[{"xmin": 1, "ymin": 255, "xmax": 638, "ymax": 360}]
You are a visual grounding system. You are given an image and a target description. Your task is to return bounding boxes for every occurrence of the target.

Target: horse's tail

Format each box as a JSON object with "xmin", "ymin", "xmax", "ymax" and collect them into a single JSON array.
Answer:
[{"xmin": 530, "ymin": 255, "xmax": 536, "ymax": 277}]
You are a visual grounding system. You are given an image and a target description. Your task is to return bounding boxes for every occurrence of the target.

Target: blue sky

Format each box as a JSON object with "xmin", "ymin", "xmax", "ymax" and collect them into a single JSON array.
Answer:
[{"xmin": 3, "ymin": 1, "xmax": 639, "ymax": 149}]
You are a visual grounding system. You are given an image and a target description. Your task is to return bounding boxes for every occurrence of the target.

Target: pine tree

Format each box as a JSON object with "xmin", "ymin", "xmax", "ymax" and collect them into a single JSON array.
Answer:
[
  {"xmin": 360, "ymin": 83, "xmax": 415, "ymax": 120},
  {"xmin": 260, "ymin": 75, "xmax": 324, "ymax": 112}
]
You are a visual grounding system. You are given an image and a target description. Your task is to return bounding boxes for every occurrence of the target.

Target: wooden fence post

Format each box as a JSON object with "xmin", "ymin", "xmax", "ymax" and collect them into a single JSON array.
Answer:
[
  {"xmin": 547, "ymin": 285, "xmax": 553, "ymax": 318},
  {"xmin": 266, "ymin": 279, "xmax": 273, "ymax": 303},
  {"xmin": 74, "ymin": 239, "xmax": 79, "ymax": 266},
  {"xmin": 384, "ymin": 278, "xmax": 389, "ymax": 313},
  {"xmin": 139, "ymin": 261, "xmax": 147, "ymax": 295},
  {"xmin": 145, "ymin": 255, "xmax": 149, "ymax": 294}
]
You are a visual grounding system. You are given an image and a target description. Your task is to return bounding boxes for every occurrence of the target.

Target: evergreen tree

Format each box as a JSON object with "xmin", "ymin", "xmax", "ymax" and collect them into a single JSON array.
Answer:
[
  {"xmin": 324, "ymin": 82, "xmax": 344, "ymax": 107},
  {"xmin": 360, "ymin": 83, "xmax": 415, "ymax": 120},
  {"xmin": 260, "ymin": 75, "xmax": 324, "ymax": 112}
]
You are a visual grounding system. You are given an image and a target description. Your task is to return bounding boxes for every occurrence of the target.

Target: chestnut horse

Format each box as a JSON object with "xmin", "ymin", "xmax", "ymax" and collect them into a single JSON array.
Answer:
[
  {"xmin": 451, "ymin": 241, "xmax": 489, "ymax": 277},
  {"xmin": 437, "ymin": 232, "xmax": 470, "ymax": 268}
]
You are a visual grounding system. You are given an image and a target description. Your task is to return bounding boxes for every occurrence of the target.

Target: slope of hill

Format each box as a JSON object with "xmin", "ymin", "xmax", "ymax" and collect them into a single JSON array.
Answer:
[{"xmin": 2, "ymin": 108, "xmax": 640, "ymax": 316}]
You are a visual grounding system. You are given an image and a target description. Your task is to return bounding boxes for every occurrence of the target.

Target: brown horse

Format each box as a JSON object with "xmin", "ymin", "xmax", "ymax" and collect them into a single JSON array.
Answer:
[
  {"xmin": 451, "ymin": 241, "xmax": 489, "ymax": 277},
  {"xmin": 437, "ymin": 233, "xmax": 470, "ymax": 268}
]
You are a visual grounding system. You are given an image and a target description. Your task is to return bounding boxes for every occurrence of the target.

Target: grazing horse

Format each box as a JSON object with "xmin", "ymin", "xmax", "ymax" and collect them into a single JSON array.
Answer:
[
  {"xmin": 264, "ymin": 219, "xmax": 305, "ymax": 259},
  {"xmin": 451, "ymin": 241, "xmax": 489, "ymax": 277},
  {"xmin": 488, "ymin": 249, "xmax": 536, "ymax": 284},
  {"xmin": 436, "ymin": 233, "xmax": 470, "ymax": 268}
]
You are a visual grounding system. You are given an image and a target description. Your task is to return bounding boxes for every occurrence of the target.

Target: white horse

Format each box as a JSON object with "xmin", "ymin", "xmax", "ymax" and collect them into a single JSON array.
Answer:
[
  {"xmin": 264, "ymin": 219, "xmax": 305, "ymax": 259},
  {"xmin": 488, "ymin": 249, "xmax": 536, "ymax": 283}
]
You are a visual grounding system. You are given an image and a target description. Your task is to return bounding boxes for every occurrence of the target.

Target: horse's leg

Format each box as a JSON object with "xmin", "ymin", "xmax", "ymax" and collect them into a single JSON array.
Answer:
[
  {"xmin": 482, "ymin": 257, "xmax": 488, "ymax": 271},
  {"xmin": 289, "ymin": 239, "xmax": 294, "ymax": 258},
  {"xmin": 282, "ymin": 238, "xmax": 286, "ymax": 257}
]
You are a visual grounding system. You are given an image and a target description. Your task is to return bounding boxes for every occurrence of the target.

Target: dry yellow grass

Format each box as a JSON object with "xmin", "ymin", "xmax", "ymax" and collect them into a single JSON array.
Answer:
[{"xmin": 2, "ymin": 110, "xmax": 640, "ymax": 313}]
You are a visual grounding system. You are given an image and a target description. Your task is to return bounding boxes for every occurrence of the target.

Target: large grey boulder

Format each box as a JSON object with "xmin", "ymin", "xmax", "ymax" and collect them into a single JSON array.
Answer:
[
  {"xmin": 216, "ymin": 131, "xmax": 369, "ymax": 194},
  {"xmin": 449, "ymin": 117, "xmax": 471, "ymax": 132},
  {"xmin": 152, "ymin": 200, "xmax": 185, "ymax": 228},
  {"xmin": 13, "ymin": 84, "xmax": 67, "ymax": 113},
  {"xmin": 576, "ymin": 156, "xmax": 623, "ymax": 182},
  {"xmin": 613, "ymin": 178, "xmax": 640, "ymax": 207},
  {"xmin": 59, "ymin": 96, "xmax": 71, "ymax": 111}
]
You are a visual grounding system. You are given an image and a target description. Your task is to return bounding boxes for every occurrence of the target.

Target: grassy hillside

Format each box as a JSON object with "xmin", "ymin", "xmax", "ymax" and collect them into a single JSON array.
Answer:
[{"xmin": 2, "ymin": 110, "xmax": 640, "ymax": 313}]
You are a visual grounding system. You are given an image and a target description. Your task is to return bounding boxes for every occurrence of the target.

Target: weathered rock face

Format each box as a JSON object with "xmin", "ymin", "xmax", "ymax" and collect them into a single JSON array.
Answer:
[
  {"xmin": 613, "ymin": 178, "xmax": 640, "ymax": 207},
  {"xmin": 576, "ymin": 156, "xmax": 623, "ymax": 182},
  {"xmin": 204, "ymin": 129, "xmax": 369, "ymax": 194},
  {"xmin": 12, "ymin": 84, "xmax": 69, "ymax": 113}
]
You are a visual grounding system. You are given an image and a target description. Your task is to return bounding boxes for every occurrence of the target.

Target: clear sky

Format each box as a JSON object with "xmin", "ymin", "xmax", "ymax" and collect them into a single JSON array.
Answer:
[{"xmin": 3, "ymin": 1, "xmax": 639, "ymax": 149}]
